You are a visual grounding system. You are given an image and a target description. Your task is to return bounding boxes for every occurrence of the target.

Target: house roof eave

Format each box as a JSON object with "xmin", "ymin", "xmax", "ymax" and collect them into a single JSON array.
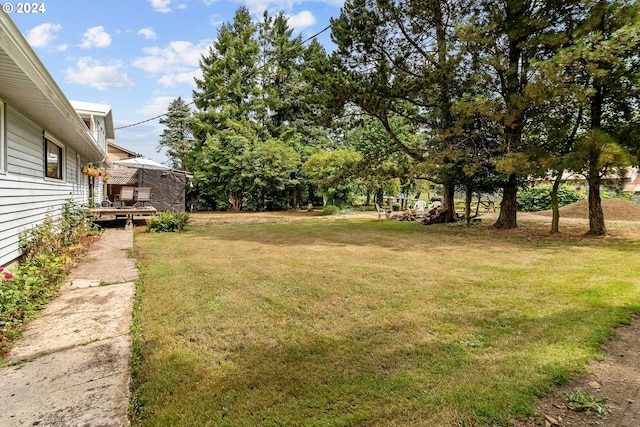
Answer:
[{"xmin": 0, "ymin": 12, "xmax": 106, "ymax": 163}]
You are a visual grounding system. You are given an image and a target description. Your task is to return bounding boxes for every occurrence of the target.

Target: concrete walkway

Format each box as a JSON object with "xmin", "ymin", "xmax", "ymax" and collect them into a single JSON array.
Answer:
[{"xmin": 0, "ymin": 229, "xmax": 136, "ymax": 427}]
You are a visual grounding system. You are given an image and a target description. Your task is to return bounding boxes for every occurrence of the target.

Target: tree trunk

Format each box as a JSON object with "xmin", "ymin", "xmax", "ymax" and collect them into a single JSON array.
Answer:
[
  {"xmin": 550, "ymin": 173, "xmax": 562, "ymax": 234},
  {"xmin": 465, "ymin": 183, "xmax": 472, "ymax": 226},
  {"xmin": 375, "ymin": 188, "xmax": 384, "ymax": 206},
  {"xmin": 493, "ymin": 174, "xmax": 518, "ymax": 229},
  {"xmin": 586, "ymin": 19, "xmax": 606, "ymax": 237},
  {"xmin": 442, "ymin": 182, "xmax": 456, "ymax": 223},
  {"xmin": 587, "ymin": 176, "xmax": 606, "ymax": 236},
  {"xmin": 230, "ymin": 191, "xmax": 243, "ymax": 212}
]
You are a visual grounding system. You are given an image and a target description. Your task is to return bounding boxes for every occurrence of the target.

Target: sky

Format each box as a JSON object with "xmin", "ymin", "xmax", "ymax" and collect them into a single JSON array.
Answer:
[{"xmin": 9, "ymin": 0, "xmax": 344, "ymax": 164}]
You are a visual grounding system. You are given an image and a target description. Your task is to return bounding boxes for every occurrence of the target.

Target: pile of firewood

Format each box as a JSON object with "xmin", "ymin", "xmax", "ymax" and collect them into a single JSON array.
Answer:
[{"xmin": 392, "ymin": 207, "xmax": 458, "ymax": 225}]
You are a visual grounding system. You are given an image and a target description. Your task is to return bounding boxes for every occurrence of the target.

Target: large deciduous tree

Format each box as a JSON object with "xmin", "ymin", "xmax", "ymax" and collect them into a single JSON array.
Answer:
[{"xmin": 328, "ymin": 0, "xmax": 467, "ymax": 222}]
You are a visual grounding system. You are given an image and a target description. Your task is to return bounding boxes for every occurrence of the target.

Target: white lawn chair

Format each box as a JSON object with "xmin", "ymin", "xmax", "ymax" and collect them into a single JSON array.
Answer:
[
  {"xmin": 375, "ymin": 203, "xmax": 391, "ymax": 220},
  {"xmin": 413, "ymin": 200, "xmax": 427, "ymax": 212}
]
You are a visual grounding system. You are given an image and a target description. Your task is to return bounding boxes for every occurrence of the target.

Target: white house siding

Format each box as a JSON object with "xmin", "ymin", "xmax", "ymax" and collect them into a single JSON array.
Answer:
[{"xmin": 0, "ymin": 104, "xmax": 93, "ymax": 265}]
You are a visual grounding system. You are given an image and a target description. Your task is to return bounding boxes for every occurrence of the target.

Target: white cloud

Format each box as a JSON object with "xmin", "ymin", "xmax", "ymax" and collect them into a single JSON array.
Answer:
[
  {"xmin": 80, "ymin": 26, "xmax": 112, "ymax": 48},
  {"xmin": 148, "ymin": 0, "xmax": 172, "ymax": 13},
  {"xmin": 26, "ymin": 23, "xmax": 62, "ymax": 48},
  {"xmin": 313, "ymin": 0, "xmax": 344, "ymax": 7},
  {"xmin": 138, "ymin": 27, "xmax": 158, "ymax": 40},
  {"xmin": 57, "ymin": 44, "xmax": 68, "ymax": 52},
  {"xmin": 137, "ymin": 96, "xmax": 178, "ymax": 116},
  {"xmin": 286, "ymin": 10, "xmax": 316, "ymax": 31},
  {"xmin": 209, "ymin": 14, "xmax": 224, "ymax": 27},
  {"xmin": 157, "ymin": 69, "xmax": 203, "ymax": 88},
  {"xmin": 64, "ymin": 57, "xmax": 135, "ymax": 90},
  {"xmin": 133, "ymin": 40, "xmax": 211, "ymax": 87}
]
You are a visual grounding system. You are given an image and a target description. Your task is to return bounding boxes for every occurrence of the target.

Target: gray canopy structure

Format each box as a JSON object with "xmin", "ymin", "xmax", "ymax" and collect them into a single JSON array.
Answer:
[{"xmin": 106, "ymin": 167, "xmax": 190, "ymax": 212}]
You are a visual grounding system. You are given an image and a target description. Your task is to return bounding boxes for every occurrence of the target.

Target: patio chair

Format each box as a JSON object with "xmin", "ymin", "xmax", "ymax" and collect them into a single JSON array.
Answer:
[
  {"xmin": 413, "ymin": 200, "xmax": 427, "ymax": 212},
  {"xmin": 115, "ymin": 187, "xmax": 135, "ymax": 208},
  {"xmin": 134, "ymin": 187, "xmax": 152, "ymax": 207},
  {"xmin": 375, "ymin": 203, "xmax": 391, "ymax": 220}
]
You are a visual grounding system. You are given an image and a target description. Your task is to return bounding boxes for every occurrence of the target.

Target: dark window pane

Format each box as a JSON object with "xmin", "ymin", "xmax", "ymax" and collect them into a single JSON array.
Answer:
[{"xmin": 46, "ymin": 140, "xmax": 62, "ymax": 179}]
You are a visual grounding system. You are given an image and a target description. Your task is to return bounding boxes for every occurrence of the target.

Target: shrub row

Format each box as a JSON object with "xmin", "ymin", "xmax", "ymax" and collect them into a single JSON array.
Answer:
[
  {"xmin": 516, "ymin": 184, "xmax": 586, "ymax": 212},
  {"xmin": 0, "ymin": 199, "xmax": 98, "ymax": 354}
]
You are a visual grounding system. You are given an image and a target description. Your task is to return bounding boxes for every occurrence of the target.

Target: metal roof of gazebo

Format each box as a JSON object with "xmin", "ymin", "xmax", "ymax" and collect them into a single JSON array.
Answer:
[{"xmin": 106, "ymin": 168, "xmax": 138, "ymax": 185}]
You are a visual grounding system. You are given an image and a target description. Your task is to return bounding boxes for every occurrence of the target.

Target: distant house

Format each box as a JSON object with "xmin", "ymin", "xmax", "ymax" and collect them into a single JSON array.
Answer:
[
  {"xmin": 623, "ymin": 167, "xmax": 640, "ymax": 203},
  {"xmin": 108, "ymin": 141, "xmax": 139, "ymax": 163},
  {"xmin": 0, "ymin": 12, "xmax": 112, "ymax": 265}
]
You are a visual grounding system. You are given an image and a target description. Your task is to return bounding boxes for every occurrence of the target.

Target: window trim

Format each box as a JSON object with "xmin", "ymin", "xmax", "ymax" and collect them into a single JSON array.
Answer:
[
  {"xmin": 0, "ymin": 101, "xmax": 5, "ymax": 173},
  {"xmin": 44, "ymin": 137, "xmax": 64, "ymax": 181},
  {"xmin": 76, "ymin": 153, "xmax": 81, "ymax": 183}
]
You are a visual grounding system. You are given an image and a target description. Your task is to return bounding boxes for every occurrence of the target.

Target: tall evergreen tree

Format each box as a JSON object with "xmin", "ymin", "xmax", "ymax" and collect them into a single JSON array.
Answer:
[
  {"xmin": 460, "ymin": 0, "xmax": 583, "ymax": 229},
  {"xmin": 190, "ymin": 7, "xmax": 322, "ymax": 211},
  {"xmin": 558, "ymin": 0, "xmax": 639, "ymax": 235},
  {"xmin": 190, "ymin": 7, "xmax": 262, "ymax": 210},
  {"xmin": 192, "ymin": 6, "xmax": 260, "ymax": 139},
  {"xmin": 257, "ymin": 12, "xmax": 305, "ymax": 136},
  {"xmin": 158, "ymin": 97, "xmax": 194, "ymax": 171}
]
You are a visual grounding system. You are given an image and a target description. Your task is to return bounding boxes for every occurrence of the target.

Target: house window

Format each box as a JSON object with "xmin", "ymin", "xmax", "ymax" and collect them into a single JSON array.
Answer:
[{"xmin": 45, "ymin": 138, "xmax": 63, "ymax": 180}]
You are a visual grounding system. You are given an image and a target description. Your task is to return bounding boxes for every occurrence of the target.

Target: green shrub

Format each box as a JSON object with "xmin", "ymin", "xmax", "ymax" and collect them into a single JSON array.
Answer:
[
  {"xmin": 19, "ymin": 199, "xmax": 97, "ymax": 263},
  {"xmin": 602, "ymin": 189, "xmax": 636, "ymax": 202},
  {"xmin": 147, "ymin": 211, "xmax": 191, "ymax": 232},
  {"xmin": 321, "ymin": 205, "xmax": 341, "ymax": 216},
  {"xmin": 2, "ymin": 199, "xmax": 93, "ymax": 352},
  {"xmin": 517, "ymin": 184, "xmax": 585, "ymax": 212}
]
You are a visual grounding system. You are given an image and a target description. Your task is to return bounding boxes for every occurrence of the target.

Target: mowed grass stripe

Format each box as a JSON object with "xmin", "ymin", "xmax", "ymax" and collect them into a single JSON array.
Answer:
[{"xmin": 131, "ymin": 217, "xmax": 640, "ymax": 426}]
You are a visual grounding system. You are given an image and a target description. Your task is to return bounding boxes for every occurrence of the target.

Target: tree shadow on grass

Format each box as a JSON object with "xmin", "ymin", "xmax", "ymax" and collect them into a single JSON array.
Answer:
[
  {"xmin": 190, "ymin": 217, "xmax": 640, "ymax": 255},
  {"xmin": 136, "ymin": 302, "xmax": 639, "ymax": 426}
]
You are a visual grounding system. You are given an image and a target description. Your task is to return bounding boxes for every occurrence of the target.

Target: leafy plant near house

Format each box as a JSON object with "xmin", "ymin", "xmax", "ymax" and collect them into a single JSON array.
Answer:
[
  {"xmin": 19, "ymin": 199, "xmax": 97, "ymax": 262},
  {"xmin": 0, "ymin": 199, "xmax": 99, "ymax": 356},
  {"xmin": 147, "ymin": 211, "xmax": 190, "ymax": 233}
]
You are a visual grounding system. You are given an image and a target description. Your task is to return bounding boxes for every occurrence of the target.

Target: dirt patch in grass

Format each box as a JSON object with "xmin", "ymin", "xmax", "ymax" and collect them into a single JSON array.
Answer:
[
  {"xmin": 536, "ymin": 199, "xmax": 640, "ymax": 221},
  {"xmin": 516, "ymin": 316, "xmax": 640, "ymax": 427}
]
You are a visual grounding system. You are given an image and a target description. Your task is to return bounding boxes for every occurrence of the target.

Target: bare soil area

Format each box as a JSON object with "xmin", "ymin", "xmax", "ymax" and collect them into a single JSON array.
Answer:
[
  {"xmin": 516, "ymin": 316, "xmax": 640, "ymax": 427},
  {"xmin": 537, "ymin": 198, "xmax": 640, "ymax": 222}
]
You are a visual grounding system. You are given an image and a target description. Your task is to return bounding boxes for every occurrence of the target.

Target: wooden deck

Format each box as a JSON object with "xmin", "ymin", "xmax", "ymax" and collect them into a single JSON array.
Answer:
[{"xmin": 89, "ymin": 207, "xmax": 157, "ymax": 229}]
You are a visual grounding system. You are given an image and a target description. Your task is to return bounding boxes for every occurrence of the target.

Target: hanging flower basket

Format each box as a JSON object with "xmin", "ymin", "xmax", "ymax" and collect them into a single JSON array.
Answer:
[{"xmin": 81, "ymin": 163, "xmax": 107, "ymax": 178}]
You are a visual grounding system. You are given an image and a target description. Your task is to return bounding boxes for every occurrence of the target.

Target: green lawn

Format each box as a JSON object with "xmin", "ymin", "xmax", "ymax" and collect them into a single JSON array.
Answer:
[{"xmin": 130, "ymin": 215, "xmax": 640, "ymax": 426}]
